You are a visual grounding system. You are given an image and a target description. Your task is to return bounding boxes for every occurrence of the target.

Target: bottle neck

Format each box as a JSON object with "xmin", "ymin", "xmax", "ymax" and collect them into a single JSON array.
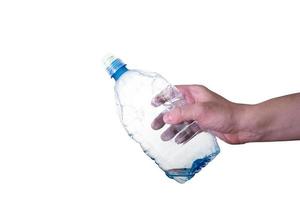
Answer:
[
  {"xmin": 103, "ymin": 55, "xmax": 129, "ymax": 81},
  {"xmin": 112, "ymin": 65, "xmax": 128, "ymax": 80}
]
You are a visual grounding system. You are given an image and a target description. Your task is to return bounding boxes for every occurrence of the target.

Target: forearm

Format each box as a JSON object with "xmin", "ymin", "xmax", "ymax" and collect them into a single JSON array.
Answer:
[{"xmin": 238, "ymin": 93, "xmax": 300, "ymax": 142}]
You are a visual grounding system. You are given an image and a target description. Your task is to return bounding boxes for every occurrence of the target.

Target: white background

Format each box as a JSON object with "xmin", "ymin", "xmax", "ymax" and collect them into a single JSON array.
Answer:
[{"xmin": 0, "ymin": 0, "xmax": 300, "ymax": 199}]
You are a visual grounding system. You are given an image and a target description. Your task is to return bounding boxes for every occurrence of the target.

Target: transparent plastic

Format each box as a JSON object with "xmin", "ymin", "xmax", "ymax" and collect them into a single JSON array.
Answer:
[{"xmin": 104, "ymin": 55, "xmax": 220, "ymax": 183}]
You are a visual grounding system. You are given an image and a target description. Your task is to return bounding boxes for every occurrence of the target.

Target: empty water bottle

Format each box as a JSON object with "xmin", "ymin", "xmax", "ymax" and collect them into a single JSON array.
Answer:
[{"xmin": 103, "ymin": 54, "xmax": 220, "ymax": 183}]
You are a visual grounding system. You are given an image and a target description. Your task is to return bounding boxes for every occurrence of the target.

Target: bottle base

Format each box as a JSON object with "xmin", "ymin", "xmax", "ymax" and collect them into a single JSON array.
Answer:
[{"xmin": 164, "ymin": 150, "xmax": 220, "ymax": 183}]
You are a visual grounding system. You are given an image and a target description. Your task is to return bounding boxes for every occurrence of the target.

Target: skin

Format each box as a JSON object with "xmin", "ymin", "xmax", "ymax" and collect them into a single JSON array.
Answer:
[{"xmin": 151, "ymin": 85, "xmax": 300, "ymax": 144}]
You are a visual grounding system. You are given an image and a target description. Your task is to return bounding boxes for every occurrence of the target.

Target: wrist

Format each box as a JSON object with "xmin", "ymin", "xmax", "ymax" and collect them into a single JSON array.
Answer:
[{"xmin": 233, "ymin": 103, "xmax": 266, "ymax": 143}]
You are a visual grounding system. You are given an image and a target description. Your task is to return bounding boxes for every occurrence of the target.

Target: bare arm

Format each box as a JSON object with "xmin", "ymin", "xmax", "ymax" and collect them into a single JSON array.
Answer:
[{"xmin": 238, "ymin": 93, "xmax": 300, "ymax": 142}]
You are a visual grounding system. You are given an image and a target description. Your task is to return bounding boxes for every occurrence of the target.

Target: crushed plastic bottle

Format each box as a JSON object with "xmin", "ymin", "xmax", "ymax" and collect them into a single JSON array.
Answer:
[{"xmin": 103, "ymin": 54, "xmax": 220, "ymax": 183}]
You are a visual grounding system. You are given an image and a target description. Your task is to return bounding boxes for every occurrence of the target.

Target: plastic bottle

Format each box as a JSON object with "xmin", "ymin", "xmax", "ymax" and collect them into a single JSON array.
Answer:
[{"xmin": 103, "ymin": 54, "xmax": 220, "ymax": 183}]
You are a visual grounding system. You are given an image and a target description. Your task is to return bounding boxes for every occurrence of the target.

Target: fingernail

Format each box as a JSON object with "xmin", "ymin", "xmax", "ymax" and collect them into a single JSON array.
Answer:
[
  {"xmin": 161, "ymin": 134, "xmax": 170, "ymax": 141},
  {"xmin": 175, "ymin": 135, "xmax": 184, "ymax": 144},
  {"xmin": 175, "ymin": 138, "xmax": 183, "ymax": 144}
]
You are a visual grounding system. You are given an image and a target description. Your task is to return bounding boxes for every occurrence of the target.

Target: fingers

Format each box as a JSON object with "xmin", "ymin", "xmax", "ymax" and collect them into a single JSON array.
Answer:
[
  {"xmin": 151, "ymin": 85, "xmax": 182, "ymax": 107},
  {"xmin": 175, "ymin": 122, "xmax": 202, "ymax": 144},
  {"xmin": 160, "ymin": 121, "xmax": 202, "ymax": 144},
  {"xmin": 160, "ymin": 124, "xmax": 181, "ymax": 141},
  {"xmin": 151, "ymin": 85, "xmax": 209, "ymax": 144},
  {"xmin": 151, "ymin": 113, "xmax": 165, "ymax": 130},
  {"xmin": 163, "ymin": 104, "xmax": 203, "ymax": 124}
]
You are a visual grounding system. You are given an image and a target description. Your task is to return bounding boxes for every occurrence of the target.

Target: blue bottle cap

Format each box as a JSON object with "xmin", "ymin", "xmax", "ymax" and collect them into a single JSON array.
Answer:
[{"xmin": 103, "ymin": 54, "xmax": 128, "ymax": 80}]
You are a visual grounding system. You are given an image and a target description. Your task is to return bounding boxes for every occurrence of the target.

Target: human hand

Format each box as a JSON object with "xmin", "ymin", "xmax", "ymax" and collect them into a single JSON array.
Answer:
[{"xmin": 151, "ymin": 85, "xmax": 257, "ymax": 144}]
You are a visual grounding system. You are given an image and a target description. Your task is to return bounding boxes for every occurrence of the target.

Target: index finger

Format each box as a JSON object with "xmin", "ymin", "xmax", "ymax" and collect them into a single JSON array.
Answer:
[{"xmin": 151, "ymin": 85, "xmax": 182, "ymax": 107}]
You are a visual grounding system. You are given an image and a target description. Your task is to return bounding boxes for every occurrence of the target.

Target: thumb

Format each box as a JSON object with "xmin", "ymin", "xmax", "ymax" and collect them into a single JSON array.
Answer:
[{"xmin": 163, "ymin": 103, "xmax": 204, "ymax": 124}]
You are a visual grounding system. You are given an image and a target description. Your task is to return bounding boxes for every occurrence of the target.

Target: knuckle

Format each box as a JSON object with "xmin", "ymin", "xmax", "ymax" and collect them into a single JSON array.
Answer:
[{"xmin": 174, "ymin": 107, "xmax": 183, "ymax": 122}]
